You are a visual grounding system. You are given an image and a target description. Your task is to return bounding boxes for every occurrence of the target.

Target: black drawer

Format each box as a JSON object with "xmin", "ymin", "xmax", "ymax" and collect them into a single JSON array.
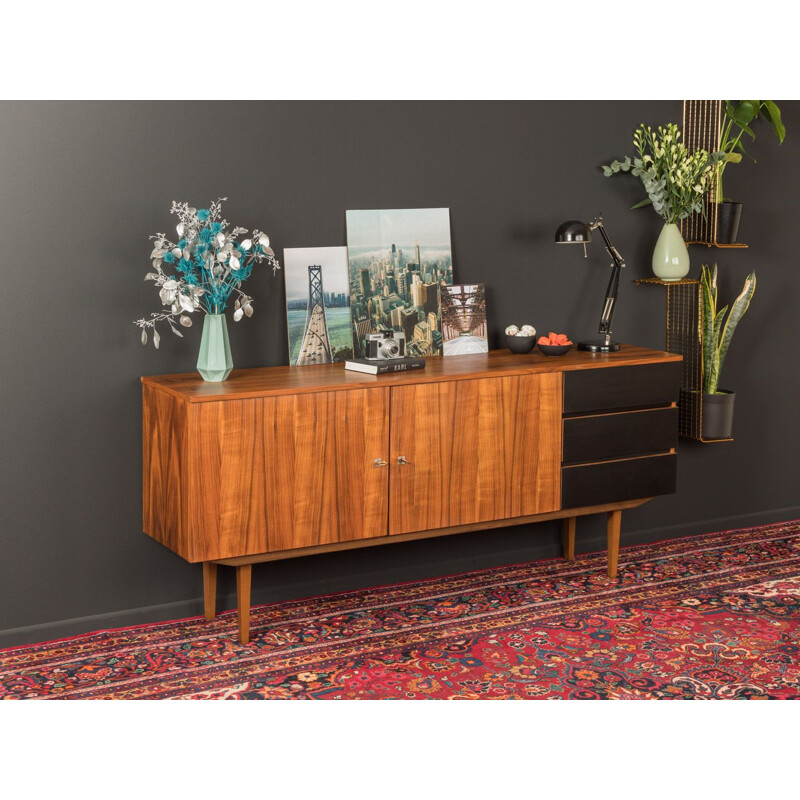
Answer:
[
  {"xmin": 563, "ymin": 407, "xmax": 678, "ymax": 464},
  {"xmin": 562, "ymin": 453, "xmax": 677, "ymax": 508},
  {"xmin": 563, "ymin": 362, "xmax": 681, "ymax": 415}
]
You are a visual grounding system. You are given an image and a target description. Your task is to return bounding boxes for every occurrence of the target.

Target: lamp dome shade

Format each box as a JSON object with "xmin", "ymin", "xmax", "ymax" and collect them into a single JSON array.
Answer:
[{"xmin": 555, "ymin": 220, "xmax": 592, "ymax": 243}]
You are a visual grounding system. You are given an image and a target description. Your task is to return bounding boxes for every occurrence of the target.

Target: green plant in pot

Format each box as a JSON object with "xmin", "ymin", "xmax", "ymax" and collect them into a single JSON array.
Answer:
[
  {"xmin": 700, "ymin": 263, "xmax": 756, "ymax": 439},
  {"xmin": 715, "ymin": 101, "xmax": 786, "ymax": 244},
  {"xmin": 603, "ymin": 123, "xmax": 724, "ymax": 281}
]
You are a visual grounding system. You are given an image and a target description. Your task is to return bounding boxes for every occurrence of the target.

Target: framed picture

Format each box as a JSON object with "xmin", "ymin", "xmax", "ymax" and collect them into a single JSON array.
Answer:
[
  {"xmin": 346, "ymin": 208, "xmax": 454, "ymax": 358},
  {"xmin": 283, "ymin": 246, "xmax": 353, "ymax": 365},
  {"xmin": 441, "ymin": 283, "xmax": 488, "ymax": 355}
]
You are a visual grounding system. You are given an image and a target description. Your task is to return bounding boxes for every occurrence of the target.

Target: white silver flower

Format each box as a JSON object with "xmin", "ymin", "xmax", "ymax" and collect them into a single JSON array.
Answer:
[
  {"xmin": 241, "ymin": 239, "xmax": 252, "ymax": 251},
  {"xmin": 258, "ymin": 233, "xmax": 269, "ymax": 247},
  {"xmin": 229, "ymin": 254, "xmax": 241, "ymax": 271},
  {"xmin": 178, "ymin": 292, "xmax": 197, "ymax": 313},
  {"xmin": 159, "ymin": 279, "xmax": 179, "ymax": 306}
]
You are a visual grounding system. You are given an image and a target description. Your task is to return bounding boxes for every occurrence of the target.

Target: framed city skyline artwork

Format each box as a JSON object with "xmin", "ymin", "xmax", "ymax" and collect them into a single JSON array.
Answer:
[
  {"xmin": 345, "ymin": 208, "xmax": 454, "ymax": 358},
  {"xmin": 441, "ymin": 283, "xmax": 488, "ymax": 355},
  {"xmin": 283, "ymin": 246, "xmax": 353, "ymax": 366}
]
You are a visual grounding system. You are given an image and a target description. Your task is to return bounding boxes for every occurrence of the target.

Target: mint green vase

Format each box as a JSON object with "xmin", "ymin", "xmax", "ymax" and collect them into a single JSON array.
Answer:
[
  {"xmin": 197, "ymin": 314, "xmax": 233, "ymax": 382},
  {"xmin": 652, "ymin": 222, "xmax": 690, "ymax": 281}
]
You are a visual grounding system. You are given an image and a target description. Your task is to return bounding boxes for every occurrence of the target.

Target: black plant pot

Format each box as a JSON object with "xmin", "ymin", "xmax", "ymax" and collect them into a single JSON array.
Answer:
[
  {"xmin": 702, "ymin": 390, "xmax": 736, "ymax": 439},
  {"xmin": 716, "ymin": 202, "xmax": 743, "ymax": 244}
]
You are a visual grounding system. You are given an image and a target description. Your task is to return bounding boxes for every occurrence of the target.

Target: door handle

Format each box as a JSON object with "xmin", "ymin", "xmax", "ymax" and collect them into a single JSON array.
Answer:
[
  {"xmin": 397, "ymin": 456, "xmax": 410, "ymax": 465},
  {"xmin": 373, "ymin": 458, "xmax": 389, "ymax": 468}
]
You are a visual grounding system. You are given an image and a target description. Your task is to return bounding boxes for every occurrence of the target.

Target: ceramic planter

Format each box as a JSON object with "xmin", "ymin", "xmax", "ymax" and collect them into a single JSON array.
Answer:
[
  {"xmin": 716, "ymin": 202, "xmax": 743, "ymax": 244},
  {"xmin": 702, "ymin": 390, "xmax": 735, "ymax": 439}
]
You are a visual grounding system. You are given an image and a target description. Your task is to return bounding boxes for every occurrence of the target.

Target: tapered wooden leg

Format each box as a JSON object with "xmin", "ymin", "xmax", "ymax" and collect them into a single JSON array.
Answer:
[
  {"xmin": 203, "ymin": 562, "xmax": 217, "ymax": 621},
  {"xmin": 562, "ymin": 517, "xmax": 576, "ymax": 561},
  {"xmin": 607, "ymin": 509, "xmax": 622, "ymax": 578},
  {"xmin": 236, "ymin": 564, "xmax": 252, "ymax": 645}
]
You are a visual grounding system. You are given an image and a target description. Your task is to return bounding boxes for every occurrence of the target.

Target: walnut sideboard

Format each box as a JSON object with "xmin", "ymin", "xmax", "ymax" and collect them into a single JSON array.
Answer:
[{"xmin": 142, "ymin": 346, "xmax": 681, "ymax": 643}]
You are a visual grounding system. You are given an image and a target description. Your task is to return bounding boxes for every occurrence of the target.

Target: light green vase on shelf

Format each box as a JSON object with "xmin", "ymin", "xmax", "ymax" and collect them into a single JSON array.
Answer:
[
  {"xmin": 197, "ymin": 314, "xmax": 233, "ymax": 382},
  {"xmin": 652, "ymin": 222, "xmax": 690, "ymax": 282}
]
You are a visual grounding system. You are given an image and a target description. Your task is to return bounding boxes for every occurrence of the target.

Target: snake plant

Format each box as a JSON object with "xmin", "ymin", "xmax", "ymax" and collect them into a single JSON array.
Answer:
[{"xmin": 701, "ymin": 263, "xmax": 757, "ymax": 395}]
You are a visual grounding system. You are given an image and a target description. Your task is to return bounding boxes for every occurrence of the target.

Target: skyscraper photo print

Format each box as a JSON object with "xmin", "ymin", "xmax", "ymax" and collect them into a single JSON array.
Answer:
[{"xmin": 345, "ymin": 208, "xmax": 454, "ymax": 358}]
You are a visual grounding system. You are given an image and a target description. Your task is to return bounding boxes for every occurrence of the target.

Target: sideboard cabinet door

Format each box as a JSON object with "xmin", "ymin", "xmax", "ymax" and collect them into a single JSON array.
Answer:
[
  {"xmin": 388, "ymin": 373, "xmax": 562, "ymax": 536},
  {"xmin": 187, "ymin": 387, "xmax": 390, "ymax": 561}
]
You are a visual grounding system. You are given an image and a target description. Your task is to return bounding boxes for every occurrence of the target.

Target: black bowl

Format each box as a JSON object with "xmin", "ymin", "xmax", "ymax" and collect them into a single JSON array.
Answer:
[
  {"xmin": 506, "ymin": 334, "xmax": 536, "ymax": 354},
  {"xmin": 538, "ymin": 343, "xmax": 572, "ymax": 356}
]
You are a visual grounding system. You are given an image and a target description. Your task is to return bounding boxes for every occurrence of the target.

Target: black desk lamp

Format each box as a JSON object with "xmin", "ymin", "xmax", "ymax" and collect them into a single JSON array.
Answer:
[{"xmin": 554, "ymin": 217, "xmax": 625, "ymax": 353}]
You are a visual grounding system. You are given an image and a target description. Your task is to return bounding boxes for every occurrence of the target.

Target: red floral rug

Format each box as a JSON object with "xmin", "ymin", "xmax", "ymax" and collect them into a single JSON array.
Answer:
[{"xmin": 2, "ymin": 520, "xmax": 799, "ymax": 699}]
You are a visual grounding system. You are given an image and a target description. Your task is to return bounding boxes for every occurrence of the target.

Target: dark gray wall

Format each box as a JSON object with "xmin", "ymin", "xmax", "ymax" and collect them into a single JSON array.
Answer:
[{"xmin": 2, "ymin": 101, "xmax": 798, "ymax": 646}]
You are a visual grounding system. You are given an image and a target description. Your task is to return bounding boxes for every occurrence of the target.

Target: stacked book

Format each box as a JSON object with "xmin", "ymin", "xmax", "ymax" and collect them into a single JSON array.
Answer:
[{"xmin": 344, "ymin": 357, "xmax": 426, "ymax": 375}]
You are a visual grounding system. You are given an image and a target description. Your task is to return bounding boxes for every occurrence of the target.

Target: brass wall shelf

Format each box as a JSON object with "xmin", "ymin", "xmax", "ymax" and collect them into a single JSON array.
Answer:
[
  {"xmin": 680, "ymin": 100, "xmax": 748, "ymax": 249},
  {"xmin": 635, "ymin": 278, "xmax": 733, "ymax": 443},
  {"xmin": 685, "ymin": 241, "xmax": 748, "ymax": 249}
]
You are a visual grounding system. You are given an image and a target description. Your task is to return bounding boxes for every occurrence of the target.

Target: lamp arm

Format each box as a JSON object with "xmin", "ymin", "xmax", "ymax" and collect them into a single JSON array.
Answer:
[{"xmin": 589, "ymin": 218, "xmax": 626, "ymax": 343}]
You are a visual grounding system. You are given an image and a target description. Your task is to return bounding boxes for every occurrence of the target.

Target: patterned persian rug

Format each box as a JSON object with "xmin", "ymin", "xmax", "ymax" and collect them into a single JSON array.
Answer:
[{"xmin": 2, "ymin": 520, "xmax": 798, "ymax": 700}]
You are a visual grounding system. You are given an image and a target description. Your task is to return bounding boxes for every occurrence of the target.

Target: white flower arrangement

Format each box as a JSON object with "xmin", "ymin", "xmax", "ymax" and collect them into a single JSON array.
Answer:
[{"xmin": 602, "ymin": 123, "xmax": 725, "ymax": 225}]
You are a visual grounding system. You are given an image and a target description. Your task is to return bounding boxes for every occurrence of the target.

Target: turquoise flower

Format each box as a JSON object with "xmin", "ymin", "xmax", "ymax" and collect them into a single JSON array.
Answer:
[
  {"xmin": 163, "ymin": 250, "xmax": 176, "ymax": 264},
  {"xmin": 197, "ymin": 209, "xmax": 210, "ymax": 222},
  {"xmin": 198, "ymin": 229, "xmax": 213, "ymax": 244},
  {"xmin": 210, "ymin": 222, "xmax": 223, "ymax": 234},
  {"xmin": 177, "ymin": 238, "xmax": 188, "ymax": 248}
]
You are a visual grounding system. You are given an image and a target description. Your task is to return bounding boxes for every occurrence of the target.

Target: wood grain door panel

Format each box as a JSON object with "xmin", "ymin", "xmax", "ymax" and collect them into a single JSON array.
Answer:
[
  {"xmin": 388, "ymin": 374, "xmax": 562, "ymax": 536},
  {"xmin": 188, "ymin": 388, "xmax": 389, "ymax": 561},
  {"xmin": 262, "ymin": 388, "xmax": 390, "ymax": 553}
]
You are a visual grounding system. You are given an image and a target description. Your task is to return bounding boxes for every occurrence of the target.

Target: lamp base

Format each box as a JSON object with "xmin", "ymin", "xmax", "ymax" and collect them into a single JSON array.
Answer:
[{"xmin": 578, "ymin": 339, "xmax": 621, "ymax": 353}]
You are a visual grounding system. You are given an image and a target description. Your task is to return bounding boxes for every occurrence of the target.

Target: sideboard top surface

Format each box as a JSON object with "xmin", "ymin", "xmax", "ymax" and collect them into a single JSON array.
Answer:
[{"xmin": 141, "ymin": 345, "xmax": 681, "ymax": 403}]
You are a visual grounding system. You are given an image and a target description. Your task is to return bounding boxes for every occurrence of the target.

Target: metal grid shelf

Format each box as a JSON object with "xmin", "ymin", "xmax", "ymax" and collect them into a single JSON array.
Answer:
[
  {"xmin": 680, "ymin": 100, "xmax": 748, "ymax": 249},
  {"xmin": 635, "ymin": 278, "xmax": 733, "ymax": 443}
]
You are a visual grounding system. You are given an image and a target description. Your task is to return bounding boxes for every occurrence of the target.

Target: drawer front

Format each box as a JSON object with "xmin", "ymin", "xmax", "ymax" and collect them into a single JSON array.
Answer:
[
  {"xmin": 563, "ymin": 407, "xmax": 678, "ymax": 464},
  {"xmin": 562, "ymin": 453, "xmax": 677, "ymax": 508},
  {"xmin": 563, "ymin": 362, "xmax": 680, "ymax": 414}
]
